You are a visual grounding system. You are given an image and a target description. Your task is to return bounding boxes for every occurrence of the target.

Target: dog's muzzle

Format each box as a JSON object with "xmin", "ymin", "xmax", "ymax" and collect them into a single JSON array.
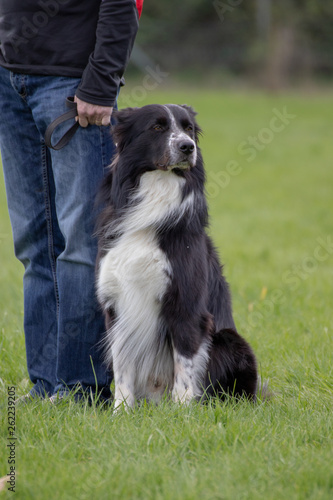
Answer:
[
  {"xmin": 176, "ymin": 139, "xmax": 196, "ymax": 168},
  {"xmin": 158, "ymin": 137, "xmax": 197, "ymax": 171},
  {"xmin": 174, "ymin": 140, "xmax": 196, "ymax": 170}
]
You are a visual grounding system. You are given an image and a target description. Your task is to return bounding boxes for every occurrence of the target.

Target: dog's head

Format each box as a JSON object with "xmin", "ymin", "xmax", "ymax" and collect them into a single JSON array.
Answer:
[{"xmin": 112, "ymin": 104, "xmax": 201, "ymax": 172}]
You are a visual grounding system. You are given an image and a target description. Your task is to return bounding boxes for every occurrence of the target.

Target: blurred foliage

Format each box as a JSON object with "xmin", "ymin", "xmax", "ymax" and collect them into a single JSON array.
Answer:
[{"xmin": 135, "ymin": 0, "xmax": 333, "ymax": 85}]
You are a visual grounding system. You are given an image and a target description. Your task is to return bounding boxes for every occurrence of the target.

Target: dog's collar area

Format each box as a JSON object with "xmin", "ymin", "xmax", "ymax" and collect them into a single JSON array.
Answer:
[
  {"xmin": 169, "ymin": 162, "xmax": 191, "ymax": 172},
  {"xmin": 156, "ymin": 161, "xmax": 192, "ymax": 172}
]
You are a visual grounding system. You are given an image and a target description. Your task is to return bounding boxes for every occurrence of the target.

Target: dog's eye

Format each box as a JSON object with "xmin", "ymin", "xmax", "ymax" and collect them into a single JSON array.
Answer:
[
  {"xmin": 153, "ymin": 124, "xmax": 164, "ymax": 131},
  {"xmin": 184, "ymin": 125, "xmax": 193, "ymax": 132}
]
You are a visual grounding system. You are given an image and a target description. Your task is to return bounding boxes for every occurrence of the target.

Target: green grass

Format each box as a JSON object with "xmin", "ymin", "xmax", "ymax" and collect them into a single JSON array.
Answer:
[{"xmin": 1, "ymin": 88, "xmax": 332, "ymax": 499}]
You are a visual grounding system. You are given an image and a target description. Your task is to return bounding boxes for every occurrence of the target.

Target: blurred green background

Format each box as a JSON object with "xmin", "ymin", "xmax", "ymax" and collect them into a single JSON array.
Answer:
[{"xmin": 130, "ymin": 0, "xmax": 333, "ymax": 89}]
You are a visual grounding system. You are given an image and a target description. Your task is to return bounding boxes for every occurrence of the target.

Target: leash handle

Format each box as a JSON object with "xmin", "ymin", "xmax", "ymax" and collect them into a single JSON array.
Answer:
[{"xmin": 44, "ymin": 97, "xmax": 79, "ymax": 150}]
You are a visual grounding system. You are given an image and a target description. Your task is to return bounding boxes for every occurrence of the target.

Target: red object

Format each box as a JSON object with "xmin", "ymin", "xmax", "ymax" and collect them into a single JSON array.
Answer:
[{"xmin": 136, "ymin": 0, "xmax": 143, "ymax": 18}]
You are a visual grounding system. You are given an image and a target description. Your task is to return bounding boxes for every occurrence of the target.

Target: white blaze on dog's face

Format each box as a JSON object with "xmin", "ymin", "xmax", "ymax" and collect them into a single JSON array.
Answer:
[{"xmin": 160, "ymin": 104, "xmax": 197, "ymax": 170}]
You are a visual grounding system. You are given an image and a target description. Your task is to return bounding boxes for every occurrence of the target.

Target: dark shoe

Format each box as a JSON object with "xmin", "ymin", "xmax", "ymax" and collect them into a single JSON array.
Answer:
[
  {"xmin": 49, "ymin": 388, "xmax": 113, "ymax": 408},
  {"xmin": 15, "ymin": 391, "xmax": 42, "ymax": 405},
  {"xmin": 16, "ymin": 382, "xmax": 52, "ymax": 404}
]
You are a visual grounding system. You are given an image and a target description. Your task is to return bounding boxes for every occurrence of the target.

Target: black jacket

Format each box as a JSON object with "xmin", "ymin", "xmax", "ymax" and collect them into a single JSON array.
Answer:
[{"xmin": 0, "ymin": 0, "xmax": 139, "ymax": 106}]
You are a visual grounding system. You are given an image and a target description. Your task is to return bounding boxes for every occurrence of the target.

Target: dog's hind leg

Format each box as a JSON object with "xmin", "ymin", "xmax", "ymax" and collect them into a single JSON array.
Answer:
[
  {"xmin": 172, "ymin": 350, "xmax": 195, "ymax": 403},
  {"xmin": 172, "ymin": 340, "xmax": 210, "ymax": 404}
]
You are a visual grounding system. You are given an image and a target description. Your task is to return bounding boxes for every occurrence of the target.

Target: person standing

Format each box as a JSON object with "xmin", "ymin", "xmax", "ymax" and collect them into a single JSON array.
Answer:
[{"xmin": 0, "ymin": 0, "xmax": 142, "ymax": 402}]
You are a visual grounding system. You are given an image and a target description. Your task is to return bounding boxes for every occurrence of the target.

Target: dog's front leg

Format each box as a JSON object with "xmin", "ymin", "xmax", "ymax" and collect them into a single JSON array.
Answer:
[{"xmin": 113, "ymin": 361, "xmax": 136, "ymax": 411}]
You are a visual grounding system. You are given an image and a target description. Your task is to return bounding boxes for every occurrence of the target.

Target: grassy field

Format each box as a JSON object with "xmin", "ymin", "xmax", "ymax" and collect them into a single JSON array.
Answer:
[{"xmin": 0, "ymin": 88, "xmax": 332, "ymax": 499}]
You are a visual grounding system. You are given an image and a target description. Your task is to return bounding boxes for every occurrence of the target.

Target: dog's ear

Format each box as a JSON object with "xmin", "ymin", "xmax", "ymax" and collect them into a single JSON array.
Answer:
[
  {"xmin": 180, "ymin": 104, "xmax": 197, "ymax": 117},
  {"xmin": 112, "ymin": 107, "xmax": 139, "ymax": 152},
  {"xmin": 180, "ymin": 104, "xmax": 202, "ymax": 140},
  {"xmin": 113, "ymin": 107, "xmax": 139, "ymax": 124}
]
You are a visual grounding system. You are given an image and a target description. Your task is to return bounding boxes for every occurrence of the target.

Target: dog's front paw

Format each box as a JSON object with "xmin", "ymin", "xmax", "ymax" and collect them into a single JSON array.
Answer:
[
  {"xmin": 113, "ymin": 384, "xmax": 135, "ymax": 412},
  {"xmin": 113, "ymin": 398, "xmax": 131, "ymax": 413},
  {"xmin": 113, "ymin": 394, "xmax": 135, "ymax": 413}
]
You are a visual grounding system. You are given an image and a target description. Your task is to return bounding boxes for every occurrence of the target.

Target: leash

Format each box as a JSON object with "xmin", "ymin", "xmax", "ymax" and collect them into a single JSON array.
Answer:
[{"xmin": 44, "ymin": 97, "xmax": 79, "ymax": 150}]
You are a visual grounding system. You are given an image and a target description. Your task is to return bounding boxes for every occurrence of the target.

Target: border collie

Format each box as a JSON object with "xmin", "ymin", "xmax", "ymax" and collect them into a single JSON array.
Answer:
[{"xmin": 96, "ymin": 104, "xmax": 258, "ymax": 409}]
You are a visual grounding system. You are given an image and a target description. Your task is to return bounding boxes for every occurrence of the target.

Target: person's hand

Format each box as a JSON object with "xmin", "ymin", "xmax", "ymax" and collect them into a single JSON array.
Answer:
[{"xmin": 74, "ymin": 95, "xmax": 113, "ymax": 128}]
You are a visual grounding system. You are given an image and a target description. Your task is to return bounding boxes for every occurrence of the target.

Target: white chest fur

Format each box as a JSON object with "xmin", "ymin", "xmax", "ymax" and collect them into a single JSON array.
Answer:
[
  {"xmin": 97, "ymin": 170, "xmax": 189, "ymax": 311},
  {"xmin": 98, "ymin": 227, "xmax": 171, "ymax": 319}
]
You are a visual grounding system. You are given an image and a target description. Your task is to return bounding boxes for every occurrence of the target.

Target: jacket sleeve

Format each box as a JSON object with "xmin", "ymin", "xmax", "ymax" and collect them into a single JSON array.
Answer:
[{"xmin": 75, "ymin": 0, "xmax": 139, "ymax": 107}]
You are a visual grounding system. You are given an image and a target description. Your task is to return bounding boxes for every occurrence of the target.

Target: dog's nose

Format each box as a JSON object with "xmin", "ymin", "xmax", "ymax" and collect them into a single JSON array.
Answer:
[{"xmin": 178, "ymin": 141, "xmax": 195, "ymax": 155}]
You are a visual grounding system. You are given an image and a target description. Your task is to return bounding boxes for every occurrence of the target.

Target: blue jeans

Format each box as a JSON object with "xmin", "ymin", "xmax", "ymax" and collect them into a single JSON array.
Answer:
[{"xmin": 0, "ymin": 66, "xmax": 114, "ymax": 399}]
